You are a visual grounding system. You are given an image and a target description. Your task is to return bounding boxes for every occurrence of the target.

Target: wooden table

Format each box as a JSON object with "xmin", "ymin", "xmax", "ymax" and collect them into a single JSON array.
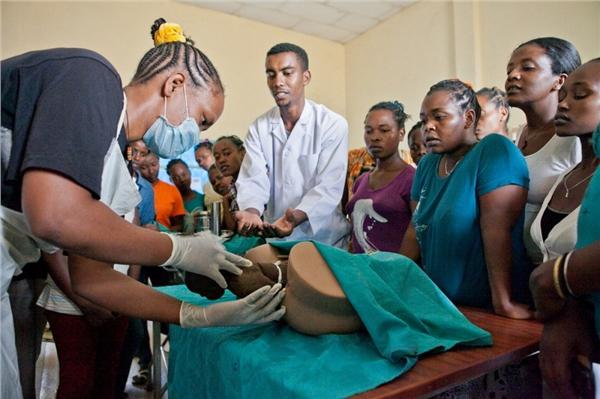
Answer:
[{"xmin": 353, "ymin": 307, "xmax": 543, "ymax": 398}]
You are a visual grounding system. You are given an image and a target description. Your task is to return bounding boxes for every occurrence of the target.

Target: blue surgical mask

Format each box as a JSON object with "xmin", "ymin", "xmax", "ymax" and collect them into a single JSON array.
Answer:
[{"xmin": 143, "ymin": 85, "xmax": 201, "ymax": 158}]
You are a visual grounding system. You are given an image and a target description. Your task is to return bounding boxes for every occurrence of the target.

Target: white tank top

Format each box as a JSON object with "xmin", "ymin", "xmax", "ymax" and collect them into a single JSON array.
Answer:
[{"xmin": 516, "ymin": 125, "xmax": 581, "ymax": 264}]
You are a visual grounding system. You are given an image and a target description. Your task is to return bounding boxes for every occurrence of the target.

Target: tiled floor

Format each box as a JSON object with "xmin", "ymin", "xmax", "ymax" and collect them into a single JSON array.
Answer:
[{"xmin": 37, "ymin": 327, "xmax": 168, "ymax": 399}]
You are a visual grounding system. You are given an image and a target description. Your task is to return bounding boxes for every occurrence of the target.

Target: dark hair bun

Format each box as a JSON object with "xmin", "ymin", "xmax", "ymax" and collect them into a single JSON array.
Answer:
[
  {"xmin": 368, "ymin": 100, "xmax": 409, "ymax": 129},
  {"xmin": 150, "ymin": 18, "xmax": 167, "ymax": 40},
  {"xmin": 392, "ymin": 100, "xmax": 405, "ymax": 113}
]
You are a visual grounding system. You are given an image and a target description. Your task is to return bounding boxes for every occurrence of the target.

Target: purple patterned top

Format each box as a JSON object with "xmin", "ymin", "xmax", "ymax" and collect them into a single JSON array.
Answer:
[{"xmin": 346, "ymin": 166, "xmax": 415, "ymax": 253}]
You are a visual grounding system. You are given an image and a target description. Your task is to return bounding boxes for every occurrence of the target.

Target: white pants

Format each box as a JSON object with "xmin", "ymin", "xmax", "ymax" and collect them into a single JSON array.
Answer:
[
  {"xmin": 1, "ymin": 206, "xmax": 54, "ymax": 399},
  {"xmin": 1, "ymin": 244, "xmax": 24, "ymax": 399}
]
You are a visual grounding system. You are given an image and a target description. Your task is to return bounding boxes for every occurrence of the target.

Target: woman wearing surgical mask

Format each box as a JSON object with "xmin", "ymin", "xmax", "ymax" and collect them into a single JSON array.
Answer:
[{"xmin": 1, "ymin": 18, "xmax": 284, "ymax": 398}]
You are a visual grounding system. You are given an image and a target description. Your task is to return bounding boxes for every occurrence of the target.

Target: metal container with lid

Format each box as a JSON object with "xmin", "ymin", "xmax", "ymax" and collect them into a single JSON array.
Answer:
[
  {"xmin": 198, "ymin": 211, "xmax": 210, "ymax": 232},
  {"xmin": 210, "ymin": 202, "xmax": 221, "ymax": 236}
]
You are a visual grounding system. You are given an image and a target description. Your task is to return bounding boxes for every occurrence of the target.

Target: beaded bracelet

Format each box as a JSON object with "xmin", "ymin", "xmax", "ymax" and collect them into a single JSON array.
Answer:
[
  {"xmin": 563, "ymin": 250, "xmax": 576, "ymax": 297},
  {"xmin": 553, "ymin": 254, "xmax": 566, "ymax": 299}
]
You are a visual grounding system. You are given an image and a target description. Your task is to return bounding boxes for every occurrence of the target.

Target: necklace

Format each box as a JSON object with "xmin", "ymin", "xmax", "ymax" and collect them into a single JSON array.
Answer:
[
  {"xmin": 562, "ymin": 167, "xmax": 596, "ymax": 198},
  {"xmin": 443, "ymin": 156, "xmax": 461, "ymax": 175},
  {"xmin": 519, "ymin": 125, "xmax": 553, "ymax": 151}
]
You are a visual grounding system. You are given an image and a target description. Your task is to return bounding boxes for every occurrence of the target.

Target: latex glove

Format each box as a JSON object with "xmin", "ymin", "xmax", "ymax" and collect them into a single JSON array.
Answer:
[
  {"xmin": 161, "ymin": 231, "xmax": 252, "ymax": 288},
  {"xmin": 179, "ymin": 284, "xmax": 286, "ymax": 328}
]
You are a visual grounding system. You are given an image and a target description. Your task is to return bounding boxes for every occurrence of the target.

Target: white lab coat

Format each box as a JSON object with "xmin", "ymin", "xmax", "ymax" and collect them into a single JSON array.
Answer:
[{"xmin": 236, "ymin": 100, "xmax": 350, "ymax": 246}]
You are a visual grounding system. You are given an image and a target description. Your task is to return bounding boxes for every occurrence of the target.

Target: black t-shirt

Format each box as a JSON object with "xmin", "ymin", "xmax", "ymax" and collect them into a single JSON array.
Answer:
[{"xmin": 1, "ymin": 48, "xmax": 125, "ymax": 211}]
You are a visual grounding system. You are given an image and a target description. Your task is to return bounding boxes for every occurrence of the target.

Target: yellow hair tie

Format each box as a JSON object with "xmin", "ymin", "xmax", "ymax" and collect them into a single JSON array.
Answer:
[{"xmin": 154, "ymin": 22, "xmax": 187, "ymax": 46}]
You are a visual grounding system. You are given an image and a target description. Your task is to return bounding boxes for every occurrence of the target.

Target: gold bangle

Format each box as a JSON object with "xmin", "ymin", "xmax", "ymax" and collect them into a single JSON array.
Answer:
[
  {"xmin": 553, "ymin": 255, "xmax": 566, "ymax": 299},
  {"xmin": 563, "ymin": 251, "xmax": 576, "ymax": 297}
]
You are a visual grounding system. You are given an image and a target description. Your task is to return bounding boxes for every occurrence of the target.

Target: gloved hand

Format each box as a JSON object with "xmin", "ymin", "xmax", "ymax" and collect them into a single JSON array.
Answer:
[
  {"xmin": 179, "ymin": 284, "xmax": 286, "ymax": 328},
  {"xmin": 161, "ymin": 231, "xmax": 252, "ymax": 288}
]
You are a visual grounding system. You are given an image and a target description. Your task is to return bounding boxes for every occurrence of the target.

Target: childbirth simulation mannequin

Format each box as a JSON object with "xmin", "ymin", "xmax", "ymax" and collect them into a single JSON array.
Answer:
[{"xmin": 185, "ymin": 242, "xmax": 362, "ymax": 335}]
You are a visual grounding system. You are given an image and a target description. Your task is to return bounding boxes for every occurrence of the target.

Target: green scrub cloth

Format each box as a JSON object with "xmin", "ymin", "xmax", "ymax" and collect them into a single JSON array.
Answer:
[
  {"xmin": 223, "ymin": 234, "xmax": 266, "ymax": 255},
  {"xmin": 183, "ymin": 190, "xmax": 205, "ymax": 214},
  {"xmin": 160, "ymin": 242, "xmax": 491, "ymax": 399},
  {"xmin": 576, "ymin": 123, "xmax": 600, "ymax": 335}
]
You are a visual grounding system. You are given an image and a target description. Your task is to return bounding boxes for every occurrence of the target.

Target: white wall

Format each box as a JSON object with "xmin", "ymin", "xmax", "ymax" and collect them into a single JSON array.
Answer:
[
  {"xmin": 3, "ymin": 1, "xmax": 599, "ymax": 149},
  {"xmin": 345, "ymin": 1, "xmax": 455, "ymax": 148},
  {"xmin": 1, "ymin": 1, "xmax": 346, "ymax": 141},
  {"xmin": 477, "ymin": 1, "xmax": 600, "ymax": 132},
  {"xmin": 345, "ymin": 1, "xmax": 600, "ymax": 148}
]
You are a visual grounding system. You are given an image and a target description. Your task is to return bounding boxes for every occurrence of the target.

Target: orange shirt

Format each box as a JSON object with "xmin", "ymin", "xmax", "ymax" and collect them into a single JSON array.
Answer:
[{"xmin": 152, "ymin": 180, "xmax": 185, "ymax": 230}]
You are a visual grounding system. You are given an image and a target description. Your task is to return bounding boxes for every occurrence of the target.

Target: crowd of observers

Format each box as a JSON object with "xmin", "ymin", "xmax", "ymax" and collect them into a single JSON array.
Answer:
[{"xmin": 7, "ymin": 35, "xmax": 600, "ymax": 399}]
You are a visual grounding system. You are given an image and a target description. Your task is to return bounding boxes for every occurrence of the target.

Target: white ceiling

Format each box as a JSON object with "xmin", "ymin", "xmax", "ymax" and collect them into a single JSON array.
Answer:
[{"xmin": 181, "ymin": 1, "xmax": 418, "ymax": 43}]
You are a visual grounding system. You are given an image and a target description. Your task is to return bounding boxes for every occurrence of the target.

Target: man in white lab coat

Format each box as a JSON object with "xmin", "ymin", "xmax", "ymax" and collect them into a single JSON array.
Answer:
[{"xmin": 235, "ymin": 43, "xmax": 350, "ymax": 246}]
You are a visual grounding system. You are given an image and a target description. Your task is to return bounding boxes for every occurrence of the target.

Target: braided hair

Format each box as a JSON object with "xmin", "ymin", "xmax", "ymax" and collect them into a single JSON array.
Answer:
[
  {"xmin": 427, "ymin": 79, "xmax": 481, "ymax": 124},
  {"xmin": 215, "ymin": 135, "xmax": 245, "ymax": 152},
  {"xmin": 476, "ymin": 87, "xmax": 510, "ymax": 124},
  {"xmin": 131, "ymin": 18, "xmax": 223, "ymax": 92},
  {"xmin": 367, "ymin": 101, "xmax": 409, "ymax": 129}
]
